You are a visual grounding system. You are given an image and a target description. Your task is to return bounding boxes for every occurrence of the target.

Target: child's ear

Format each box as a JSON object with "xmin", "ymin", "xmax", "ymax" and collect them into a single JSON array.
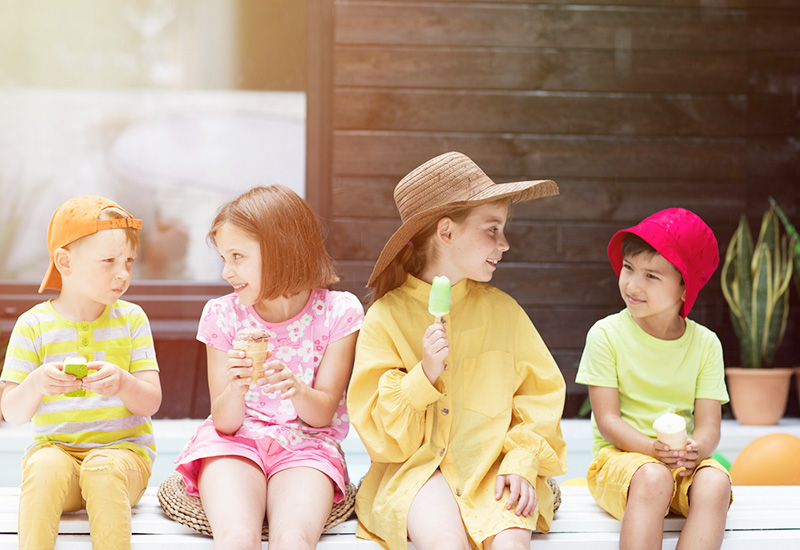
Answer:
[
  {"xmin": 53, "ymin": 248, "xmax": 72, "ymax": 277},
  {"xmin": 436, "ymin": 217, "xmax": 453, "ymax": 245}
]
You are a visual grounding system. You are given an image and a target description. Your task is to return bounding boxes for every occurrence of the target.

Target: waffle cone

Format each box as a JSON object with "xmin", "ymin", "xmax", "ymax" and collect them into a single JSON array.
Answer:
[{"xmin": 233, "ymin": 340, "xmax": 271, "ymax": 383}]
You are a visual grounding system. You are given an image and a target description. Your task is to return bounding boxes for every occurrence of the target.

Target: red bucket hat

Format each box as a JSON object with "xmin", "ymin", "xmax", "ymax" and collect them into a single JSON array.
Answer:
[{"xmin": 607, "ymin": 208, "xmax": 719, "ymax": 318}]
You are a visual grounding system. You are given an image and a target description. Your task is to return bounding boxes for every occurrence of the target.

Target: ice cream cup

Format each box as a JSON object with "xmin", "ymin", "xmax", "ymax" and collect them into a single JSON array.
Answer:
[{"xmin": 652, "ymin": 412, "xmax": 688, "ymax": 450}]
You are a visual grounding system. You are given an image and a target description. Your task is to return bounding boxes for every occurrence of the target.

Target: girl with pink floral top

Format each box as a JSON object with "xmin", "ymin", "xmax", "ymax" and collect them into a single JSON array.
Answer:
[{"xmin": 175, "ymin": 186, "xmax": 364, "ymax": 550}]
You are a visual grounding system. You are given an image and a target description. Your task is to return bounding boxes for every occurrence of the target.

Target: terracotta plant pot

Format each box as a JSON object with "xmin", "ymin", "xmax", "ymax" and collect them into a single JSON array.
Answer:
[{"xmin": 726, "ymin": 368, "xmax": 793, "ymax": 425}]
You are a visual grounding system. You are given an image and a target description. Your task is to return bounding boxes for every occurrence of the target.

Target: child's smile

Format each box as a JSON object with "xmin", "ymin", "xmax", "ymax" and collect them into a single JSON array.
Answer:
[
  {"xmin": 216, "ymin": 223, "xmax": 263, "ymax": 306},
  {"xmin": 444, "ymin": 202, "xmax": 510, "ymax": 284},
  {"xmin": 619, "ymin": 252, "xmax": 686, "ymax": 338}
]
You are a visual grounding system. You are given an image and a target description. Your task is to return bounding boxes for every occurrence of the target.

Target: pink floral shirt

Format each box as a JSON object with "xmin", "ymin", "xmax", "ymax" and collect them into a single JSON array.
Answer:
[{"xmin": 197, "ymin": 289, "xmax": 363, "ymax": 461}]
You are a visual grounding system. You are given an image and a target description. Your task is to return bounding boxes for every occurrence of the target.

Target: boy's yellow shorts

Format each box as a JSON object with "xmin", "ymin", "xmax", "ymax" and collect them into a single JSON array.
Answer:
[{"xmin": 586, "ymin": 446, "xmax": 732, "ymax": 521}]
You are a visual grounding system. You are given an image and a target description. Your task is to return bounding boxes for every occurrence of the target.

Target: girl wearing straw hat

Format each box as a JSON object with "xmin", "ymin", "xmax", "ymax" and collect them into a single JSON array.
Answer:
[{"xmin": 347, "ymin": 152, "xmax": 567, "ymax": 550}]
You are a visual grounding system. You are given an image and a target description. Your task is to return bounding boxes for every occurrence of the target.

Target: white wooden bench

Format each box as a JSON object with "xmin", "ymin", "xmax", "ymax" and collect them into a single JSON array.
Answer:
[{"xmin": 0, "ymin": 485, "xmax": 798, "ymax": 549}]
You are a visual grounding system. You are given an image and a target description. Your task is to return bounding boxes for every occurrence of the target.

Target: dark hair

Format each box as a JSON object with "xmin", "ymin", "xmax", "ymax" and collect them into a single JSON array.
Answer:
[
  {"xmin": 622, "ymin": 234, "xmax": 657, "ymax": 259},
  {"xmin": 208, "ymin": 185, "xmax": 339, "ymax": 301},
  {"xmin": 622, "ymin": 234, "xmax": 683, "ymax": 283}
]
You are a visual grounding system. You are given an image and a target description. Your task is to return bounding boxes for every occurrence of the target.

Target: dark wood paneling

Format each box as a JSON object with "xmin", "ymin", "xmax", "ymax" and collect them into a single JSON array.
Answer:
[
  {"xmin": 334, "ymin": 90, "xmax": 747, "ymax": 136},
  {"xmin": 335, "ymin": 46, "xmax": 747, "ymax": 93},
  {"xmin": 332, "ymin": 133, "xmax": 748, "ymax": 179},
  {"xmin": 749, "ymin": 9, "xmax": 800, "ymax": 50},
  {"xmin": 332, "ymin": 176, "xmax": 748, "ymax": 221},
  {"xmin": 309, "ymin": 0, "xmax": 800, "ymax": 419},
  {"xmin": 335, "ymin": 3, "xmax": 746, "ymax": 51}
]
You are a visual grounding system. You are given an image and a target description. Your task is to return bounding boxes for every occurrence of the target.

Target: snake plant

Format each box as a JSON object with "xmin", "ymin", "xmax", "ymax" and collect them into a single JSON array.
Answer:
[
  {"xmin": 720, "ymin": 204, "xmax": 795, "ymax": 368},
  {"xmin": 770, "ymin": 197, "xmax": 800, "ymax": 297}
]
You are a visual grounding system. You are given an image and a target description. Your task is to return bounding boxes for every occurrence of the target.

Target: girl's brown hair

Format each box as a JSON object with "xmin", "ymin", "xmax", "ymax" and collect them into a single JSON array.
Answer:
[{"xmin": 209, "ymin": 186, "xmax": 339, "ymax": 301}]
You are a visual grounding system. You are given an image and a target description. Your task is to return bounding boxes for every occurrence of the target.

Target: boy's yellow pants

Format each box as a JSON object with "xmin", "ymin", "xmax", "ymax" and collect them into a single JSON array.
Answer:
[{"xmin": 18, "ymin": 444, "xmax": 151, "ymax": 550}]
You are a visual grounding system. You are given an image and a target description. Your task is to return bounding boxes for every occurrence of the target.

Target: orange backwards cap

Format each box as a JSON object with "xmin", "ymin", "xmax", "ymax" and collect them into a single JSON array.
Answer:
[{"xmin": 39, "ymin": 195, "xmax": 142, "ymax": 293}]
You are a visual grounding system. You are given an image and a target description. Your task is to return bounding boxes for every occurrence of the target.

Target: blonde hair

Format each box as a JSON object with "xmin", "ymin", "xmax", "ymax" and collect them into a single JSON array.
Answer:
[{"xmin": 209, "ymin": 186, "xmax": 339, "ymax": 301}]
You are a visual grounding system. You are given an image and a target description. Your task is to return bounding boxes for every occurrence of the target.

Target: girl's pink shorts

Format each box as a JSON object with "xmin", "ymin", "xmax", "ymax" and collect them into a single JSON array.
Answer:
[{"xmin": 175, "ymin": 421, "xmax": 347, "ymax": 502}]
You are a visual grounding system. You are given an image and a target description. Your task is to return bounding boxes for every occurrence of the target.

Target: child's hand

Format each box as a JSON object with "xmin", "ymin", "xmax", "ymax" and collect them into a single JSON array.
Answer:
[
  {"xmin": 226, "ymin": 349, "xmax": 254, "ymax": 395},
  {"xmin": 421, "ymin": 322, "xmax": 449, "ymax": 384},
  {"xmin": 674, "ymin": 438, "xmax": 701, "ymax": 476},
  {"xmin": 495, "ymin": 474, "xmax": 537, "ymax": 516},
  {"xmin": 653, "ymin": 437, "xmax": 700, "ymax": 474},
  {"xmin": 81, "ymin": 362, "xmax": 127, "ymax": 396},
  {"xmin": 652, "ymin": 438, "xmax": 678, "ymax": 465},
  {"xmin": 259, "ymin": 360, "xmax": 302, "ymax": 400},
  {"xmin": 34, "ymin": 362, "xmax": 82, "ymax": 396}
]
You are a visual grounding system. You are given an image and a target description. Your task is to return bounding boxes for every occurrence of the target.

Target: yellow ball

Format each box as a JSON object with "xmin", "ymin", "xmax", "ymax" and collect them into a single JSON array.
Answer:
[{"xmin": 730, "ymin": 433, "xmax": 800, "ymax": 485}]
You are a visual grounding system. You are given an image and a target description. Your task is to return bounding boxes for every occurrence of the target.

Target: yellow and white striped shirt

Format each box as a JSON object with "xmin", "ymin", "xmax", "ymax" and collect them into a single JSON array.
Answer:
[{"xmin": 1, "ymin": 299, "xmax": 159, "ymax": 464}]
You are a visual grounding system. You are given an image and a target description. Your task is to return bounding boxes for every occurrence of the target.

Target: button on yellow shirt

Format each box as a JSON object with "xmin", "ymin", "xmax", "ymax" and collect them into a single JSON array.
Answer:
[{"xmin": 347, "ymin": 276, "xmax": 567, "ymax": 549}]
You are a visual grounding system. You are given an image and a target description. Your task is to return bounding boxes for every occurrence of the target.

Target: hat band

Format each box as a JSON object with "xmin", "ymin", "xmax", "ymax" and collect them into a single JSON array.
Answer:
[{"xmin": 97, "ymin": 217, "xmax": 142, "ymax": 231}]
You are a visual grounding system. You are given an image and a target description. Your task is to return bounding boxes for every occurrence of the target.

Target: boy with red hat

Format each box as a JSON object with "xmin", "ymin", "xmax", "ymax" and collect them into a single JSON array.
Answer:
[
  {"xmin": 576, "ymin": 208, "xmax": 732, "ymax": 550},
  {"xmin": 1, "ymin": 196, "xmax": 162, "ymax": 550}
]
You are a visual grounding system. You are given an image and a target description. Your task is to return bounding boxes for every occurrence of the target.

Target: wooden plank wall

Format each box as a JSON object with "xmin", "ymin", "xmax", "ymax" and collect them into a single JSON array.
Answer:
[{"xmin": 307, "ymin": 0, "xmax": 800, "ymax": 416}]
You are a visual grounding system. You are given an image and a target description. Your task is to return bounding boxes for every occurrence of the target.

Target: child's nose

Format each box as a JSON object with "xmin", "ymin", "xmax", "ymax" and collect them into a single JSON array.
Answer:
[{"xmin": 497, "ymin": 234, "xmax": 510, "ymax": 252}]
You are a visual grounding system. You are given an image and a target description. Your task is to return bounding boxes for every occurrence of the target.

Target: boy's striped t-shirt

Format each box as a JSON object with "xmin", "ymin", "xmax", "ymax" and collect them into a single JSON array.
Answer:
[{"xmin": 1, "ymin": 299, "xmax": 159, "ymax": 464}]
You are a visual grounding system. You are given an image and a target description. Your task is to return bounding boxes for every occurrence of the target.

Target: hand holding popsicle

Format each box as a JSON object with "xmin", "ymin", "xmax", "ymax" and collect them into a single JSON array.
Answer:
[{"xmin": 422, "ymin": 276, "xmax": 452, "ymax": 384}]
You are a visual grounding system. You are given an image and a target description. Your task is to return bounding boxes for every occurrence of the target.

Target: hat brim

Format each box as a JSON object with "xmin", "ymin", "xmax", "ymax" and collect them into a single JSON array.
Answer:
[
  {"xmin": 38, "ymin": 260, "xmax": 61, "ymax": 293},
  {"xmin": 367, "ymin": 179, "xmax": 559, "ymax": 287}
]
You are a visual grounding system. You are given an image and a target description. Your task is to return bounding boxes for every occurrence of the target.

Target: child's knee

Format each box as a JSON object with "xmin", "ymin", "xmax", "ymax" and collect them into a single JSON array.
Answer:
[
  {"xmin": 629, "ymin": 462, "xmax": 673, "ymax": 499},
  {"xmin": 80, "ymin": 453, "xmax": 127, "ymax": 490},
  {"xmin": 23, "ymin": 445, "xmax": 74, "ymax": 484},
  {"xmin": 689, "ymin": 467, "xmax": 731, "ymax": 505}
]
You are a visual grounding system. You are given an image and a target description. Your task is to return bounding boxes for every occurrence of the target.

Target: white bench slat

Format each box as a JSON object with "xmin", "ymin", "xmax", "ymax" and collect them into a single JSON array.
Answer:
[{"xmin": 1, "ymin": 485, "xmax": 799, "ymax": 549}]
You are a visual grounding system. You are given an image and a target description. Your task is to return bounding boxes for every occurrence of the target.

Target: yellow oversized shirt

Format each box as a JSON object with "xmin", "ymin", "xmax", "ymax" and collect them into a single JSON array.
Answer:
[{"xmin": 347, "ymin": 275, "xmax": 567, "ymax": 549}]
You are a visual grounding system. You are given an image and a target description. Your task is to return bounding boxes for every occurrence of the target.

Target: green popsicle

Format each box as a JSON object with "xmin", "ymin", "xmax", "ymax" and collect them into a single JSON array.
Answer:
[
  {"xmin": 64, "ymin": 356, "xmax": 88, "ymax": 397},
  {"xmin": 428, "ymin": 275, "xmax": 451, "ymax": 317}
]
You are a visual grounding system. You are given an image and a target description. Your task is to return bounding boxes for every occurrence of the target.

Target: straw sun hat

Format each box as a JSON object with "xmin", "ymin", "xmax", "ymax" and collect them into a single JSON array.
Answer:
[{"xmin": 367, "ymin": 152, "xmax": 559, "ymax": 286}]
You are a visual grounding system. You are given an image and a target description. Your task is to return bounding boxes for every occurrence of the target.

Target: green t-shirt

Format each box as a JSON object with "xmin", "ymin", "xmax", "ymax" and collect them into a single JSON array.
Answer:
[{"xmin": 576, "ymin": 309, "xmax": 728, "ymax": 456}]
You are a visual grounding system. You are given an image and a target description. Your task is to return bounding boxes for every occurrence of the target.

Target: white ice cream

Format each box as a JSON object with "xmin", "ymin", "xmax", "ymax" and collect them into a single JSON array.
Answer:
[{"xmin": 652, "ymin": 412, "xmax": 687, "ymax": 450}]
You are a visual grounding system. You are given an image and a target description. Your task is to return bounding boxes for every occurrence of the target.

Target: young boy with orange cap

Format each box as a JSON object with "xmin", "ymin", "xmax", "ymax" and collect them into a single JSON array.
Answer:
[
  {"xmin": 1, "ymin": 196, "xmax": 162, "ymax": 550},
  {"xmin": 576, "ymin": 208, "xmax": 732, "ymax": 550}
]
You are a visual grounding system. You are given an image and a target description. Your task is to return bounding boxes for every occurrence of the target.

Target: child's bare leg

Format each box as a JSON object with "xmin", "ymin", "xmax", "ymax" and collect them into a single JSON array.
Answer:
[
  {"xmin": 266, "ymin": 467, "xmax": 334, "ymax": 550},
  {"xmin": 197, "ymin": 456, "xmax": 267, "ymax": 550},
  {"xmin": 620, "ymin": 463, "xmax": 673, "ymax": 550},
  {"xmin": 483, "ymin": 527, "xmax": 532, "ymax": 550},
  {"xmin": 407, "ymin": 470, "xmax": 470, "ymax": 550},
  {"xmin": 677, "ymin": 467, "xmax": 731, "ymax": 550}
]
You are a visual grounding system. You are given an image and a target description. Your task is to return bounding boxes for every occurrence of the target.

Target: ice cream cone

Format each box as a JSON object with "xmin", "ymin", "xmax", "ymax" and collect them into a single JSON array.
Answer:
[{"xmin": 233, "ymin": 329, "xmax": 271, "ymax": 384}]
